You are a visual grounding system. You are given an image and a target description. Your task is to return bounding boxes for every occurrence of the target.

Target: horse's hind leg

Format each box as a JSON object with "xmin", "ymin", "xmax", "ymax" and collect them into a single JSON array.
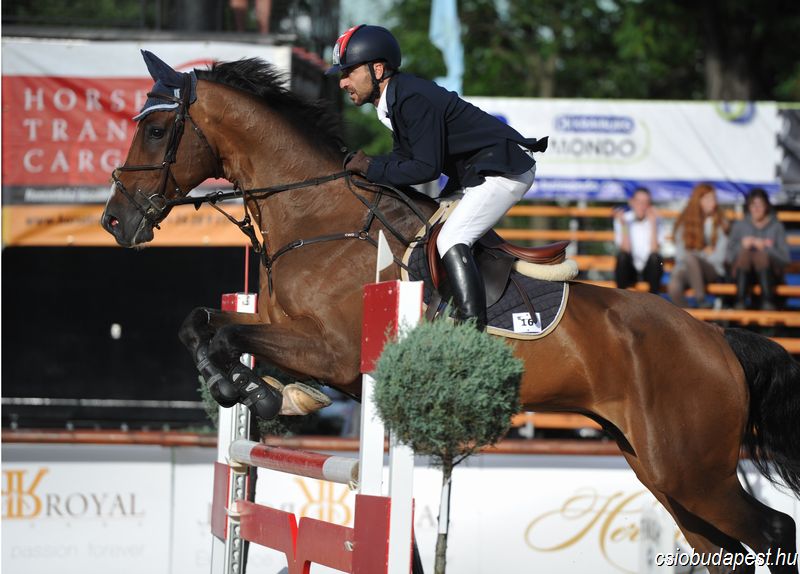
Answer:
[
  {"xmin": 622, "ymin": 452, "xmax": 754, "ymax": 574},
  {"xmin": 634, "ymin": 453, "xmax": 797, "ymax": 574},
  {"xmin": 671, "ymin": 474, "xmax": 798, "ymax": 574}
]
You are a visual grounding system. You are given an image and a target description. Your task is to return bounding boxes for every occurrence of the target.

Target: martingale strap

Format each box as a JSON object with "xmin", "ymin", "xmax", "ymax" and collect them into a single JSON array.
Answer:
[{"xmin": 179, "ymin": 169, "xmax": 430, "ymax": 294}]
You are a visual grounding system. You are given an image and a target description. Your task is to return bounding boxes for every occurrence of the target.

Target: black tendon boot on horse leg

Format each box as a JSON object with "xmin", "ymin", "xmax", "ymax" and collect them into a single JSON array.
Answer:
[
  {"xmin": 441, "ymin": 243, "xmax": 487, "ymax": 330},
  {"xmin": 196, "ymin": 343, "xmax": 282, "ymax": 419},
  {"xmin": 196, "ymin": 343, "xmax": 239, "ymax": 407},
  {"xmin": 227, "ymin": 362, "xmax": 283, "ymax": 420}
]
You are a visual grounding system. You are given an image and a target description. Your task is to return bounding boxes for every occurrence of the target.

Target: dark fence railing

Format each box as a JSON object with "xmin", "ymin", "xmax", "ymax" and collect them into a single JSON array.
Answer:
[{"xmin": 2, "ymin": 0, "xmax": 340, "ymax": 54}]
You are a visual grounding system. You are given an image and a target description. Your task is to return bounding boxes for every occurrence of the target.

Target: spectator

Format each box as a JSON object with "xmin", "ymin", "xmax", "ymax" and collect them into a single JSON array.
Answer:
[
  {"xmin": 613, "ymin": 187, "xmax": 665, "ymax": 294},
  {"xmin": 726, "ymin": 188, "xmax": 790, "ymax": 310},
  {"xmin": 668, "ymin": 183, "xmax": 730, "ymax": 308},
  {"xmin": 230, "ymin": 0, "xmax": 271, "ymax": 34}
]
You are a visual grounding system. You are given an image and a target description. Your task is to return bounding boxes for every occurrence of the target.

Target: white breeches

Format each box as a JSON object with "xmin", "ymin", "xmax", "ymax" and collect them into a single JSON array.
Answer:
[{"xmin": 436, "ymin": 164, "xmax": 536, "ymax": 256}]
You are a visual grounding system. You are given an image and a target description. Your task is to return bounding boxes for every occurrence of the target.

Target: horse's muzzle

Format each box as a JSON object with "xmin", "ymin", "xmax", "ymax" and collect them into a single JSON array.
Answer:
[{"xmin": 100, "ymin": 209, "xmax": 154, "ymax": 247}]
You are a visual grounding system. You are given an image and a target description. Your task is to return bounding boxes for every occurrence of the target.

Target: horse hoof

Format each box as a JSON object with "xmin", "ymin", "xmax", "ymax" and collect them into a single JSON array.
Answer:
[
  {"xmin": 259, "ymin": 376, "xmax": 332, "ymax": 416},
  {"xmin": 261, "ymin": 375, "xmax": 285, "ymax": 392},
  {"xmin": 280, "ymin": 382, "xmax": 332, "ymax": 416}
]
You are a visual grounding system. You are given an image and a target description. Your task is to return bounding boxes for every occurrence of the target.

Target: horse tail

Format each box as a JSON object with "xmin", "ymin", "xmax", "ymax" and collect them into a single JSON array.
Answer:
[{"xmin": 724, "ymin": 327, "xmax": 800, "ymax": 497}]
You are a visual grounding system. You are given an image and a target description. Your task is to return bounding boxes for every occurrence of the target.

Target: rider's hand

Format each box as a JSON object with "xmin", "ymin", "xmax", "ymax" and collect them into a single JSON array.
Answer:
[{"xmin": 346, "ymin": 150, "xmax": 372, "ymax": 176}]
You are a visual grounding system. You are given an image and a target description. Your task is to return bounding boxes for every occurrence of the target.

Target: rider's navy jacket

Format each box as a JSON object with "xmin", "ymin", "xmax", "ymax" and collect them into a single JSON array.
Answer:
[{"xmin": 365, "ymin": 72, "xmax": 547, "ymax": 194}]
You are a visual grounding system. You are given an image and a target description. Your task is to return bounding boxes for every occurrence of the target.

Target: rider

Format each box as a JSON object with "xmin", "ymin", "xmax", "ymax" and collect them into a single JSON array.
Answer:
[{"xmin": 328, "ymin": 24, "xmax": 547, "ymax": 330}]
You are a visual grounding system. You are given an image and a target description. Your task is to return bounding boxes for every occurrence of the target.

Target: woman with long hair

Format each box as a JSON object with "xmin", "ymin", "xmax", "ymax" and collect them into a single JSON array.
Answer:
[{"xmin": 668, "ymin": 183, "xmax": 731, "ymax": 307}]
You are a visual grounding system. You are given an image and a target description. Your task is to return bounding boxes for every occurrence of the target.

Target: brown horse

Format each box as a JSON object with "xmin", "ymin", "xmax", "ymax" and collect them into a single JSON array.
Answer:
[{"xmin": 101, "ymin": 53, "xmax": 800, "ymax": 573}]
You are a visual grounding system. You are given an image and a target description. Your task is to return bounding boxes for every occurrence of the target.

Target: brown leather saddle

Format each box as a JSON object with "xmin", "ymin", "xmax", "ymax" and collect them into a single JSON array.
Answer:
[{"xmin": 422, "ymin": 223, "xmax": 569, "ymax": 316}]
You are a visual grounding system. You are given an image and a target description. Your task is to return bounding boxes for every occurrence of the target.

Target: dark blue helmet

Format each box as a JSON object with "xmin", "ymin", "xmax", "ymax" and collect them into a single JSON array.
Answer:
[{"xmin": 326, "ymin": 25, "xmax": 401, "ymax": 75}]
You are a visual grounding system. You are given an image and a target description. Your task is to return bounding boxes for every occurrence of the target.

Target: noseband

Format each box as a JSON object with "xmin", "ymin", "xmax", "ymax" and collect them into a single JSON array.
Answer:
[{"xmin": 111, "ymin": 73, "xmax": 221, "ymax": 234}]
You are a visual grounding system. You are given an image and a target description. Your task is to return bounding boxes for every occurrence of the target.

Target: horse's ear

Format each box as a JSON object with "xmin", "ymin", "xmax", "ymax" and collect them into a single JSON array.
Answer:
[{"xmin": 140, "ymin": 50, "xmax": 183, "ymax": 85}]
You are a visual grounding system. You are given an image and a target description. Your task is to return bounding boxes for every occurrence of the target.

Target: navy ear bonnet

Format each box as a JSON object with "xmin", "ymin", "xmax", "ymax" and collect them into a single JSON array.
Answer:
[{"xmin": 133, "ymin": 50, "xmax": 197, "ymax": 120}]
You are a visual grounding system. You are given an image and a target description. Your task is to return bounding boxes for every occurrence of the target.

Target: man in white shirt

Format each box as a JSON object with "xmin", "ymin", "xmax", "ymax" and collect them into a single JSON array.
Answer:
[{"xmin": 613, "ymin": 187, "xmax": 665, "ymax": 294}]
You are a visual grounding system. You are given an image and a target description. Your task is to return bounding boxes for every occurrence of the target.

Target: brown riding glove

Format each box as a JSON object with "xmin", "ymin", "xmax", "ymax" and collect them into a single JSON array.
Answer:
[{"xmin": 345, "ymin": 150, "xmax": 372, "ymax": 176}]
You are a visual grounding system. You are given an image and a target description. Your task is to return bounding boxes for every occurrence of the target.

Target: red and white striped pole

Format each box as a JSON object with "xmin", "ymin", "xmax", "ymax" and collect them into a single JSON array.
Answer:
[{"xmin": 228, "ymin": 440, "xmax": 359, "ymax": 485}]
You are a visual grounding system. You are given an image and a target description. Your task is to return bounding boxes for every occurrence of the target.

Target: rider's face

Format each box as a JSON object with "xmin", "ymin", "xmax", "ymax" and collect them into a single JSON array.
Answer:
[{"xmin": 339, "ymin": 63, "xmax": 377, "ymax": 107}]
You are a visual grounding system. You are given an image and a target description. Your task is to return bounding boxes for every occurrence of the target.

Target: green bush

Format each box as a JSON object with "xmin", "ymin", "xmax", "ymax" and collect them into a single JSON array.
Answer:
[{"xmin": 373, "ymin": 319, "xmax": 523, "ymax": 466}]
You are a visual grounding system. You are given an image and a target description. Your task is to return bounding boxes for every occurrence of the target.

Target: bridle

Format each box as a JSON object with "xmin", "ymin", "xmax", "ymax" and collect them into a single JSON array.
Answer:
[
  {"xmin": 110, "ymin": 73, "xmax": 222, "ymax": 240},
  {"xmin": 111, "ymin": 72, "xmax": 431, "ymax": 290}
]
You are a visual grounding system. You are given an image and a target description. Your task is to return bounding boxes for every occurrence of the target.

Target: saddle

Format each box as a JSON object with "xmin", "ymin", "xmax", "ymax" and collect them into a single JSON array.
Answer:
[{"xmin": 425, "ymin": 222, "xmax": 569, "ymax": 308}]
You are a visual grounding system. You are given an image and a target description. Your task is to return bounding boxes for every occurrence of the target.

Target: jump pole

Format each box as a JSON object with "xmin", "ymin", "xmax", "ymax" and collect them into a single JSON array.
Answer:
[
  {"xmin": 211, "ymin": 292, "xmax": 257, "ymax": 574},
  {"xmin": 210, "ymin": 231, "xmax": 420, "ymax": 574}
]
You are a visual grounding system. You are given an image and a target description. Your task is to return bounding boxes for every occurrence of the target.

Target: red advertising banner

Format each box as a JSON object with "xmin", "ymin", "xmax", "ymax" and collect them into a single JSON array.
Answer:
[
  {"xmin": 2, "ymin": 76, "xmax": 148, "ymax": 187},
  {"xmin": 1, "ymin": 39, "xmax": 292, "ymax": 246}
]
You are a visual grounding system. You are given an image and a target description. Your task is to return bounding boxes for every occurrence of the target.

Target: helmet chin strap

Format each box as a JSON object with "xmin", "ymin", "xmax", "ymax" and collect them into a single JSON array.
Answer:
[{"xmin": 367, "ymin": 62, "xmax": 393, "ymax": 105}]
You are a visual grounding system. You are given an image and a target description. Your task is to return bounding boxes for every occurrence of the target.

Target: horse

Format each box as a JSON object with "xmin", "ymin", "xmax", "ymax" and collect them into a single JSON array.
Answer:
[{"xmin": 101, "ymin": 52, "xmax": 800, "ymax": 573}]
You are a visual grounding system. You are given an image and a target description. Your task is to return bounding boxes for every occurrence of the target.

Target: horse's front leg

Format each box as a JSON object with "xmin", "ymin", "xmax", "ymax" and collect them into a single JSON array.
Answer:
[
  {"xmin": 178, "ymin": 307, "xmax": 284, "ymax": 419},
  {"xmin": 206, "ymin": 315, "xmax": 359, "ymax": 384},
  {"xmin": 206, "ymin": 316, "xmax": 358, "ymax": 409}
]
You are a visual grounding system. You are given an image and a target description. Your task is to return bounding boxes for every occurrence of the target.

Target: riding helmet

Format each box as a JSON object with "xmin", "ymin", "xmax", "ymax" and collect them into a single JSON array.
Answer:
[{"xmin": 326, "ymin": 24, "xmax": 401, "ymax": 75}]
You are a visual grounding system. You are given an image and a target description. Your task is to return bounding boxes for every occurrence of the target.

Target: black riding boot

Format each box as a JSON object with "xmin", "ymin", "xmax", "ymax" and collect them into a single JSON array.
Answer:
[
  {"xmin": 441, "ymin": 243, "xmax": 487, "ymax": 330},
  {"xmin": 734, "ymin": 270, "xmax": 748, "ymax": 310},
  {"xmin": 757, "ymin": 268, "xmax": 777, "ymax": 310}
]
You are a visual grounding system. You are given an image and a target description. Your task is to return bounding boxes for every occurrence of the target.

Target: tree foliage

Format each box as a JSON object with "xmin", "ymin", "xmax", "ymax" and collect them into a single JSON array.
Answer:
[
  {"xmin": 3, "ymin": 0, "xmax": 143, "ymax": 27},
  {"xmin": 385, "ymin": 0, "xmax": 800, "ymax": 101}
]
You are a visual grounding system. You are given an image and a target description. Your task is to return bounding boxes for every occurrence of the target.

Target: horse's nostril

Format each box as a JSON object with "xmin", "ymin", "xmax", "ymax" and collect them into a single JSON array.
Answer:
[{"xmin": 102, "ymin": 213, "xmax": 120, "ymax": 232}]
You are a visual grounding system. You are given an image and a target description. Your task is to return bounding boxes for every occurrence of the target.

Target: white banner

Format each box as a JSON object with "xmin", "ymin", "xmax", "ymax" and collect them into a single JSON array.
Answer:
[
  {"xmin": 467, "ymin": 97, "xmax": 781, "ymax": 203},
  {"xmin": 3, "ymin": 443, "xmax": 797, "ymax": 574},
  {"xmin": 2, "ymin": 38, "xmax": 292, "ymax": 77}
]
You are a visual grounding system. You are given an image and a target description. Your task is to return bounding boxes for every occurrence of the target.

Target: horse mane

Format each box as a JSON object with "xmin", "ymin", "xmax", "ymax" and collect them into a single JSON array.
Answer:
[{"xmin": 195, "ymin": 58, "xmax": 345, "ymax": 162}]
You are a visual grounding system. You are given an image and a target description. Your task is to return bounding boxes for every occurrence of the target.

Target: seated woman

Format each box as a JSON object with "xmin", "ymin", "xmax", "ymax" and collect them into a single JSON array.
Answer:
[
  {"xmin": 726, "ymin": 188, "xmax": 790, "ymax": 310},
  {"xmin": 668, "ymin": 183, "xmax": 730, "ymax": 308}
]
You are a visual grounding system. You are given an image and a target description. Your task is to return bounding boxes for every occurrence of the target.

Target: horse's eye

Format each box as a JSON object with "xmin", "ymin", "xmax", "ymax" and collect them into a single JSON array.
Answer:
[{"xmin": 149, "ymin": 126, "xmax": 166, "ymax": 139}]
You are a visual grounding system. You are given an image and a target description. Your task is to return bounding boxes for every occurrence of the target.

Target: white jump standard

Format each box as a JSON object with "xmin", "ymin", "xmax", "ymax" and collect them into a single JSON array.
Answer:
[{"xmin": 210, "ymin": 274, "xmax": 422, "ymax": 574}]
